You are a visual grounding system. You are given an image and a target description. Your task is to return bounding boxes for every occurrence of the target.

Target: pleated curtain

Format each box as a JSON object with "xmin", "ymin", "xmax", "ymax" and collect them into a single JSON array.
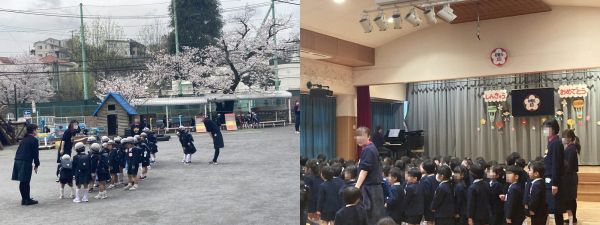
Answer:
[
  {"xmin": 371, "ymin": 101, "xmax": 404, "ymax": 133},
  {"xmin": 300, "ymin": 94, "xmax": 337, "ymax": 160},
  {"xmin": 406, "ymin": 69, "xmax": 600, "ymax": 165}
]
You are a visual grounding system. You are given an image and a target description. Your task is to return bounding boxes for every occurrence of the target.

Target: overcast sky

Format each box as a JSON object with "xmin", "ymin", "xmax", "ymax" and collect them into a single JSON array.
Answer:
[{"xmin": 0, "ymin": 0, "xmax": 299, "ymax": 56}]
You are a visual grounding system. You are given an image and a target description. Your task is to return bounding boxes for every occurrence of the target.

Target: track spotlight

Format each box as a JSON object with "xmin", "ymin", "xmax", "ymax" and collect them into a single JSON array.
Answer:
[
  {"xmin": 424, "ymin": 7, "xmax": 437, "ymax": 24},
  {"xmin": 359, "ymin": 13, "xmax": 373, "ymax": 33},
  {"xmin": 374, "ymin": 10, "xmax": 388, "ymax": 31},
  {"xmin": 437, "ymin": 4, "xmax": 457, "ymax": 23},
  {"xmin": 405, "ymin": 8, "xmax": 422, "ymax": 27},
  {"xmin": 391, "ymin": 9, "xmax": 402, "ymax": 29}
]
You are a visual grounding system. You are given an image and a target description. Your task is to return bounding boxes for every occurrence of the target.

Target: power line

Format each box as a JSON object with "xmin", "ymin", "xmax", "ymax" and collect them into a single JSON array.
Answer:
[
  {"xmin": 273, "ymin": 0, "xmax": 299, "ymax": 6},
  {"xmin": 84, "ymin": 2, "xmax": 170, "ymax": 7}
]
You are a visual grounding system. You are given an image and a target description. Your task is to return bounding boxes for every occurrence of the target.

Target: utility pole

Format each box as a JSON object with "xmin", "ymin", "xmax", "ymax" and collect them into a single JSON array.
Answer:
[
  {"xmin": 271, "ymin": 0, "xmax": 280, "ymax": 91},
  {"xmin": 79, "ymin": 3, "xmax": 89, "ymax": 100},
  {"xmin": 172, "ymin": 0, "xmax": 182, "ymax": 96},
  {"xmin": 13, "ymin": 84, "xmax": 17, "ymax": 120}
]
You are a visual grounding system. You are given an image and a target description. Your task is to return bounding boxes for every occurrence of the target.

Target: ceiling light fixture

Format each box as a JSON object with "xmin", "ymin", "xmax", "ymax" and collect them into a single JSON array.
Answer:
[
  {"xmin": 359, "ymin": 13, "xmax": 373, "ymax": 33},
  {"xmin": 392, "ymin": 9, "xmax": 402, "ymax": 29},
  {"xmin": 437, "ymin": 4, "xmax": 457, "ymax": 23},
  {"xmin": 333, "ymin": 0, "xmax": 345, "ymax": 4},
  {"xmin": 424, "ymin": 7, "xmax": 437, "ymax": 24},
  {"xmin": 405, "ymin": 8, "xmax": 421, "ymax": 27},
  {"xmin": 374, "ymin": 10, "xmax": 388, "ymax": 31}
]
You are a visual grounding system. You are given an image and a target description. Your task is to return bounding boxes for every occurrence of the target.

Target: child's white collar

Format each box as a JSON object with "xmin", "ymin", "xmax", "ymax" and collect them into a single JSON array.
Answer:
[{"xmin": 473, "ymin": 179, "xmax": 483, "ymax": 183}]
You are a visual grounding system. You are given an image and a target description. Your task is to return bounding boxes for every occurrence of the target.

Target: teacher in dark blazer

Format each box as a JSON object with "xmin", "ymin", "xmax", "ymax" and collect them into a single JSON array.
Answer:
[
  {"xmin": 12, "ymin": 124, "xmax": 40, "ymax": 205},
  {"xmin": 202, "ymin": 115, "xmax": 224, "ymax": 165}
]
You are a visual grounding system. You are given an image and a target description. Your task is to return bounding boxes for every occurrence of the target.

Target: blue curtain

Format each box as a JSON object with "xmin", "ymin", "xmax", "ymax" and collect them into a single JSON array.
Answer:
[
  {"xmin": 371, "ymin": 101, "xmax": 403, "ymax": 133},
  {"xmin": 300, "ymin": 94, "xmax": 336, "ymax": 160}
]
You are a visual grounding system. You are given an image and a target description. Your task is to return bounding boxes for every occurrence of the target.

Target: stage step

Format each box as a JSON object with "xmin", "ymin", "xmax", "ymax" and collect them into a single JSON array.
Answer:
[{"xmin": 578, "ymin": 173, "xmax": 600, "ymax": 202}]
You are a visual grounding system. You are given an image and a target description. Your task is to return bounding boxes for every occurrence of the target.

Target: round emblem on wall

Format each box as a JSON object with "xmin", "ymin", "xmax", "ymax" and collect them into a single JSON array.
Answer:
[
  {"xmin": 491, "ymin": 48, "xmax": 508, "ymax": 67},
  {"xmin": 523, "ymin": 94, "xmax": 541, "ymax": 112}
]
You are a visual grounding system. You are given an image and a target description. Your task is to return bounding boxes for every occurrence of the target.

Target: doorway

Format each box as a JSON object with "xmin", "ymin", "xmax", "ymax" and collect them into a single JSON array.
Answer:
[{"xmin": 107, "ymin": 115, "xmax": 118, "ymax": 136}]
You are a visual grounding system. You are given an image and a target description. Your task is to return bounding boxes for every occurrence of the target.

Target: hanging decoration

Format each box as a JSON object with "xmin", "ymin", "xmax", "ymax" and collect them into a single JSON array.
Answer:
[
  {"xmin": 558, "ymin": 84, "xmax": 589, "ymax": 98},
  {"xmin": 586, "ymin": 115, "xmax": 591, "ymax": 121},
  {"xmin": 495, "ymin": 121, "xmax": 504, "ymax": 130},
  {"xmin": 490, "ymin": 48, "xmax": 508, "ymax": 67},
  {"xmin": 541, "ymin": 117, "xmax": 547, "ymax": 124},
  {"xmin": 555, "ymin": 109, "xmax": 564, "ymax": 121},
  {"xmin": 573, "ymin": 99, "xmax": 585, "ymax": 120},
  {"xmin": 567, "ymin": 119, "xmax": 575, "ymax": 129},
  {"xmin": 521, "ymin": 119, "xmax": 528, "ymax": 126},
  {"xmin": 501, "ymin": 109, "xmax": 511, "ymax": 122},
  {"xmin": 597, "ymin": 121, "xmax": 600, "ymax": 126},
  {"xmin": 487, "ymin": 105, "xmax": 497, "ymax": 125},
  {"xmin": 480, "ymin": 118, "xmax": 487, "ymax": 125}
]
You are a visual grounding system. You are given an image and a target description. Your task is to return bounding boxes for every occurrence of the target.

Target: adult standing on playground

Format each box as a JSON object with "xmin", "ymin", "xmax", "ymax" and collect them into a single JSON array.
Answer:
[
  {"xmin": 12, "ymin": 124, "xmax": 40, "ymax": 205},
  {"xmin": 201, "ymin": 115, "xmax": 224, "ymax": 165},
  {"xmin": 57, "ymin": 120, "xmax": 80, "ymax": 179},
  {"xmin": 294, "ymin": 101, "xmax": 300, "ymax": 134},
  {"xmin": 543, "ymin": 119, "xmax": 565, "ymax": 225}
]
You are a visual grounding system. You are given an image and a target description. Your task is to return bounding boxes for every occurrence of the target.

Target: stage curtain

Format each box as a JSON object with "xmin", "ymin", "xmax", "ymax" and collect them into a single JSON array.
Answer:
[
  {"xmin": 371, "ymin": 101, "xmax": 403, "ymax": 133},
  {"xmin": 406, "ymin": 69, "xmax": 600, "ymax": 165},
  {"xmin": 356, "ymin": 86, "xmax": 372, "ymax": 129},
  {"xmin": 300, "ymin": 94, "xmax": 337, "ymax": 160}
]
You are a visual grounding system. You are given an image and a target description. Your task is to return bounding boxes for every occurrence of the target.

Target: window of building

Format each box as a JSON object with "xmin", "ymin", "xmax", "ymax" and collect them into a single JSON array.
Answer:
[{"xmin": 108, "ymin": 105, "xmax": 116, "ymax": 111}]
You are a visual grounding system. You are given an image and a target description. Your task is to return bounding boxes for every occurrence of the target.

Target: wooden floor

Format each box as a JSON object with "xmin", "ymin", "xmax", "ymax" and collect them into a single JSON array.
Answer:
[
  {"xmin": 573, "ymin": 201, "xmax": 600, "ymax": 224},
  {"xmin": 578, "ymin": 166, "xmax": 600, "ymax": 173}
]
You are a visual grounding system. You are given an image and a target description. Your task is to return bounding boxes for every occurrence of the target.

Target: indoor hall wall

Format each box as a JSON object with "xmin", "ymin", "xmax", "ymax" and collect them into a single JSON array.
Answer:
[
  {"xmin": 370, "ymin": 83, "xmax": 407, "ymax": 101},
  {"xmin": 301, "ymin": 58, "xmax": 357, "ymax": 160},
  {"xmin": 353, "ymin": 6, "xmax": 600, "ymax": 85}
]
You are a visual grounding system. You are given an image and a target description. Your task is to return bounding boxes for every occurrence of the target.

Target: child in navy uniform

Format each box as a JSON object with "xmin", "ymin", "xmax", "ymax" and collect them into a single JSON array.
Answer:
[
  {"xmin": 420, "ymin": 160, "xmax": 438, "ymax": 225},
  {"xmin": 124, "ymin": 137, "xmax": 142, "ymax": 191},
  {"xmin": 528, "ymin": 162, "xmax": 547, "ymax": 225},
  {"xmin": 340, "ymin": 165, "xmax": 358, "ymax": 195},
  {"xmin": 488, "ymin": 165, "xmax": 505, "ymax": 225},
  {"xmin": 334, "ymin": 186, "xmax": 368, "ymax": 225},
  {"xmin": 107, "ymin": 140, "xmax": 120, "ymax": 189},
  {"xmin": 453, "ymin": 166, "xmax": 468, "ymax": 225},
  {"xmin": 403, "ymin": 167, "xmax": 424, "ymax": 225},
  {"xmin": 72, "ymin": 142, "xmax": 91, "ymax": 203},
  {"xmin": 467, "ymin": 164, "xmax": 491, "ymax": 225},
  {"xmin": 385, "ymin": 167, "xmax": 404, "ymax": 224},
  {"xmin": 143, "ymin": 127, "xmax": 158, "ymax": 163},
  {"xmin": 304, "ymin": 159, "xmax": 323, "ymax": 222},
  {"xmin": 139, "ymin": 133, "xmax": 151, "ymax": 179},
  {"xmin": 317, "ymin": 166, "xmax": 344, "ymax": 225},
  {"xmin": 115, "ymin": 137, "xmax": 126, "ymax": 185},
  {"xmin": 93, "ymin": 143, "xmax": 110, "ymax": 199},
  {"xmin": 88, "ymin": 141, "xmax": 101, "ymax": 193},
  {"xmin": 431, "ymin": 165, "xmax": 455, "ymax": 225},
  {"xmin": 58, "ymin": 154, "xmax": 75, "ymax": 199},
  {"xmin": 502, "ymin": 165, "xmax": 526, "ymax": 225}
]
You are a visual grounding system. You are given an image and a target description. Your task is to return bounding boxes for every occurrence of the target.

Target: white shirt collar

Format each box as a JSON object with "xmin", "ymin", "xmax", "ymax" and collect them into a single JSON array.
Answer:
[{"xmin": 473, "ymin": 179, "xmax": 483, "ymax": 183}]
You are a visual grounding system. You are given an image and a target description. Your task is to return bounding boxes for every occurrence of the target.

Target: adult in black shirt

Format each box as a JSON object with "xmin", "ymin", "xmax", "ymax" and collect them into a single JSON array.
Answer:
[
  {"xmin": 202, "ymin": 115, "xmax": 225, "ymax": 164},
  {"xmin": 354, "ymin": 127, "xmax": 384, "ymax": 225},
  {"xmin": 561, "ymin": 129, "xmax": 580, "ymax": 224},
  {"xmin": 59, "ymin": 120, "xmax": 80, "ymax": 162},
  {"xmin": 11, "ymin": 124, "xmax": 40, "ymax": 205}
]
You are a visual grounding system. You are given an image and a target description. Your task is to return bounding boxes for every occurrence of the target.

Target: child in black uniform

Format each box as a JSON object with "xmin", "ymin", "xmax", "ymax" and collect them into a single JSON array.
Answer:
[
  {"xmin": 58, "ymin": 154, "xmax": 75, "ymax": 199},
  {"xmin": 88, "ymin": 142, "xmax": 101, "ymax": 193},
  {"xmin": 334, "ymin": 186, "xmax": 368, "ymax": 225},
  {"xmin": 453, "ymin": 166, "xmax": 468, "ymax": 225},
  {"xmin": 124, "ymin": 137, "xmax": 142, "ymax": 191},
  {"xmin": 107, "ymin": 140, "xmax": 120, "ymax": 189},
  {"xmin": 403, "ymin": 167, "xmax": 424, "ymax": 225},
  {"xmin": 341, "ymin": 165, "xmax": 358, "ymax": 194},
  {"xmin": 115, "ymin": 137, "xmax": 126, "ymax": 185},
  {"xmin": 502, "ymin": 165, "xmax": 526, "ymax": 225},
  {"xmin": 528, "ymin": 162, "xmax": 547, "ymax": 225},
  {"xmin": 72, "ymin": 142, "xmax": 91, "ymax": 203},
  {"xmin": 431, "ymin": 165, "xmax": 455, "ymax": 225},
  {"xmin": 420, "ymin": 160, "xmax": 438, "ymax": 225},
  {"xmin": 317, "ymin": 166, "xmax": 344, "ymax": 225},
  {"xmin": 93, "ymin": 143, "xmax": 110, "ymax": 199},
  {"xmin": 467, "ymin": 164, "xmax": 491, "ymax": 225},
  {"xmin": 139, "ymin": 133, "xmax": 151, "ymax": 179},
  {"xmin": 304, "ymin": 159, "xmax": 323, "ymax": 222},
  {"xmin": 488, "ymin": 165, "xmax": 505, "ymax": 225},
  {"xmin": 385, "ymin": 167, "xmax": 404, "ymax": 224}
]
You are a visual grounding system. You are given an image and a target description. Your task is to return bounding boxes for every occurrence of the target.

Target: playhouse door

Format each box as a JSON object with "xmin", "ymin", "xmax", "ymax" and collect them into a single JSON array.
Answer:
[{"xmin": 107, "ymin": 115, "xmax": 118, "ymax": 136}]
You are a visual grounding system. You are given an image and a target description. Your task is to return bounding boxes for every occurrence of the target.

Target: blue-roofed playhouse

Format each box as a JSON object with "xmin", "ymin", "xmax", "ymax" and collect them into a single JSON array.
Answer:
[{"xmin": 92, "ymin": 92, "xmax": 138, "ymax": 136}]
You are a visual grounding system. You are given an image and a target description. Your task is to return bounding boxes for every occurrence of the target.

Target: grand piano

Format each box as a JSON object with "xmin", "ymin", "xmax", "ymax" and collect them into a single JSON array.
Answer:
[{"xmin": 383, "ymin": 129, "xmax": 424, "ymax": 158}]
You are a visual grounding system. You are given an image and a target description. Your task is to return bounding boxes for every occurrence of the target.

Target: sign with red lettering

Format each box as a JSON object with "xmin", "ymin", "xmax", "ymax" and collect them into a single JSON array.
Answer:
[
  {"xmin": 491, "ymin": 48, "xmax": 508, "ymax": 67},
  {"xmin": 558, "ymin": 84, "xmax": 588, "ymax": 98},
  {"xmin": 483, "ymin": 90, "xmax": 508, "ymax": 103}
]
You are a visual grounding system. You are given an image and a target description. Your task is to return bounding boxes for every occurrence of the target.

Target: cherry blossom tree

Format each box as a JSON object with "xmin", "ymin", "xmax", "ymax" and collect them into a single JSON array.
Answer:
[
  {"xmin": 0, "ymin": 55, "xmax": 54, "ymax": 106},
  {"xmin": 95, "ymin": 70, "xmax": 152, "ymax": 105},
  {"xmin": 145, "ymin": 47, "xmax": 207, "ymax": 95},
  {"xmin": 191, "ymin": 6, "xmax": 294, "ymax": 94}
]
